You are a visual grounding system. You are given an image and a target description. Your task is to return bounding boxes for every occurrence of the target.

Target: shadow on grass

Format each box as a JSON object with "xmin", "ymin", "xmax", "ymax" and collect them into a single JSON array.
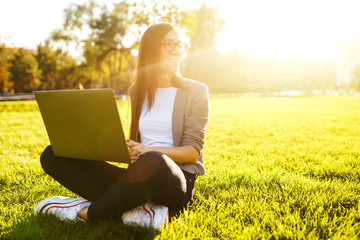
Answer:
[{"xmin": 4, "ymin": 214, "xmax": 159, "ymax": 240}]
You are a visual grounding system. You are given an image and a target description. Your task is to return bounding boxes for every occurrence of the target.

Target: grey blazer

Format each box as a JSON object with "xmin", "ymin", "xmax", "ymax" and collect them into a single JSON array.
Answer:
[{"xmin": 129, "ymin": 77, "xmax": 209, "ymax": 175}]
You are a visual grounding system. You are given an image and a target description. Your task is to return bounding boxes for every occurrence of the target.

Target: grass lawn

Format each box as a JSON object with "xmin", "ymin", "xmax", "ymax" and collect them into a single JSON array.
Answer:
[{"xmin": 1, "ymin": 95, "xmax": 360, "ymax": 239}]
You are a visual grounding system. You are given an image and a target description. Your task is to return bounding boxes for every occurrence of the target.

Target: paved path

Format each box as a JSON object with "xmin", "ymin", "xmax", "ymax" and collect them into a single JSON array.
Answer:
[{"xmin": 0, "ymin": 94, "xmax": 127, "ymax": 101}]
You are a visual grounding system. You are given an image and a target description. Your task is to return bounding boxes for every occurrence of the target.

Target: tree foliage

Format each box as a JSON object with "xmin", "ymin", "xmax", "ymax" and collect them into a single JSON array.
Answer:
[
  {"xmin": 9, "ymin": 48, "xmax": 41, "ymax": 93},
  {"xmin": 0, "ymin": 43, "xmax": 13, "ymax": 95},
  {"xmin": 342, "ymin": 35, "xmax": 360, "ymax": 91},
  {"xmin": 36, "ymin": 42, "xmax": 83, "ymax": 90},
  {"xmin": 0, "ymin": 1, "xmax": 350, "ymax": 94},
  {"xmin": 36, "ymin": 43, "xmax": 59, "ymax": 90},
  {"xmin": 188, "ymin": 4, "xmax": 225, "ymax": 51},
  {"xmin": 182, "ymin": 5, "xmax": 336, "ymax": 93},
  {"xmin": 49, "ymin": 0, "xmax": 194, "ymax": 92}
]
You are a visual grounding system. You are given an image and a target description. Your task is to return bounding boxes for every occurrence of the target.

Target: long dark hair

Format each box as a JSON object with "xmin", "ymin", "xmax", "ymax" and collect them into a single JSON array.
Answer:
[{"xmin": 129, "ymin": 23, "xmax": 183, "ymax": 141}]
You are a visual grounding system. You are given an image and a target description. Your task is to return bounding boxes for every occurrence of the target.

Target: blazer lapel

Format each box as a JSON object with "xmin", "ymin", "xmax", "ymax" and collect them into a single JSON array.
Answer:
[{"xmin": 172, "ymin": 87, "xmax": 187, "ymax": 147}]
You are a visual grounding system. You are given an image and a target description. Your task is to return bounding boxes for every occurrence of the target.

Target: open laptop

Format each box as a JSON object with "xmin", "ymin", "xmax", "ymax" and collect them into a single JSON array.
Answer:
[{"xmin": 35, "ymin": 89, "xmax": 131, "ymax": 163}]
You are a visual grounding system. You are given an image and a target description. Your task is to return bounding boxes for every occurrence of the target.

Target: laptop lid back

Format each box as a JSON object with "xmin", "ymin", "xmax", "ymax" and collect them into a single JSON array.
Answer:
[{"xmin": 35, "ymin": 89, "xmax": 131, "ymax": 163}]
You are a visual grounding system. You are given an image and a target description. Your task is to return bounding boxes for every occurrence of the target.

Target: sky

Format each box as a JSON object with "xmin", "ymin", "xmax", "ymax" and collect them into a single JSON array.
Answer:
[
  {"xmin": 0, "ymin": 0, "xmax": 83, "ymax": 48},
  {"xmin": 1, "ymin": 0, "xmax": 360, "ymax": 60},
  {"xmin": 0, "ymin": 0, "xmax": 202, "ymax": 48}
]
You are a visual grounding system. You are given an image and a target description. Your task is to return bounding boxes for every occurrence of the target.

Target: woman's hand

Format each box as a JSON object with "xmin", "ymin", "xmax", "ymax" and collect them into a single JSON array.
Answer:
[
  {"xmin": 127, "ymin": 139, "xmax": 150, "ymax": 162},
  {"xmin": 127, "ymin": 139, "xmax": 199, "ymax": 164}
]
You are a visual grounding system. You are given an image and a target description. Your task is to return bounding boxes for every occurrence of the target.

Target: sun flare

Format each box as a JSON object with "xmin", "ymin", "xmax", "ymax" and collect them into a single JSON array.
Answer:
[{"xmin": 215, "ymin": 0, "xmax": 360, "ymax": 60}]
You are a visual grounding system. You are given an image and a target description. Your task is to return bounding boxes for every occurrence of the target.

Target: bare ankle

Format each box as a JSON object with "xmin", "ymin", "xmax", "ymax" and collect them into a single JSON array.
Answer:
[{"xmin": 77, "ymin": 207, "xmax": 89, "ymax": 220}]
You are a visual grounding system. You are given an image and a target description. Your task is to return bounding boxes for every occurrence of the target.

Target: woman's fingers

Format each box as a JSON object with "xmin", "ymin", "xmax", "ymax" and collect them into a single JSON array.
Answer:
[
  {"xmin": 130, "ymin": 154, "xmax": 139, "ymax": 164},
  {"xmin": 127, "ymin": 139, "xmax": 149, "ymax": 159},
  {"xmin": 131, "ymin": 154, "xmax": 139, "ymax": 159},
  {"xmin": 127, "ymin": 139, "xmax": 139, "ymax": 147},
  {"xmin": 127, "ymin": 139, "xmax": 140, "ymax": 158},
  {"xmin": 128, "ymin": 148, "xmax": 139, "ymax": 157},
  {"xmin": 129, "ymin": 144, "xmax": 140, "ymax": 163}
]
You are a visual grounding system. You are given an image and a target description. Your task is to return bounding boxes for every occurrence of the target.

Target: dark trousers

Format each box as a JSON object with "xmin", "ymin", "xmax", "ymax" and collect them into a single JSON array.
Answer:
[{"xmin": 40, "ymin": 145, "xmax": 196, "ymax": 221}]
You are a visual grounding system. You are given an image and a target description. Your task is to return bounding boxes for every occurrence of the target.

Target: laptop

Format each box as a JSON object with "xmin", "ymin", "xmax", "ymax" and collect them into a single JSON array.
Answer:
[{"xmin": 35, "ymin": 89, "xmax": 131, "ymax": 163}]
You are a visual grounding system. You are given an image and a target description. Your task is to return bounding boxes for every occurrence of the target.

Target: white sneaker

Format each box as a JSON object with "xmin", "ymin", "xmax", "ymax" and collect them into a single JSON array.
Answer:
[
  {"xmin": 122, "ymin": 202, "xmax": 169, "ymax": 230},
  {"xmin": 34, "ymin": 196, "xmax": 90, "ymax": 221}
]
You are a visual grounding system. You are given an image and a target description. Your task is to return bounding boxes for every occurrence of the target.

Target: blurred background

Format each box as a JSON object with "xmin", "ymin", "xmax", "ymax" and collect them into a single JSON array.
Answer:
[{"xmin": 1, "ymin": 0, "xmax": 360, "ymax": 96}]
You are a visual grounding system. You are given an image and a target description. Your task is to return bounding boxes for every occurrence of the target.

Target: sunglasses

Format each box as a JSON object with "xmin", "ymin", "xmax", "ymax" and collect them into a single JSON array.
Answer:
[{"xmin": 162, "ymin": 39, "xmax": 188, "ymax": 53}]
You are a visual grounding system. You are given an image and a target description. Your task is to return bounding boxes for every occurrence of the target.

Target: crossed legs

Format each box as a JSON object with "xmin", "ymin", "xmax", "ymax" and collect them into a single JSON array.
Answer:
[{"xmin": 40, "ymin": 145, "xmax": 195, "ymax": 220}]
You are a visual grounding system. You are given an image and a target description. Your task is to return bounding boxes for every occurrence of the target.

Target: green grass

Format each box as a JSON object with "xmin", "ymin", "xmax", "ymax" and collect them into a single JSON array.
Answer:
[{"xmin": 1, "ymin": 96, "xmax": 360, "ymax": 239}]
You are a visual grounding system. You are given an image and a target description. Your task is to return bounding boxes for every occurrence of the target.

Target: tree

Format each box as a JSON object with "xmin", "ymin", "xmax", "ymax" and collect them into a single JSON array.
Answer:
[
  {"xmin": 181, "ymin": 4, "xmax": 225, "ymax": 91},
  {"xmin": 9, "ymin": 48, "xmax": 41, "ymax": 93},
  {"xmin": 0, "ymin": 43, "xmax": 13, "ymax": 95},
  {"xmin": 36, "ymin": 43, "xmax": 81, "ymax": 90},
  {"xmin": 340, "ymin": 34, "xmax": 360, "ymax": 91},
  {"xmin": 187, "ymin": 4, "xmax": 225, "ymax": 52},
  {"xmin": 36, "ymin": 43, "xmax": 59, "ymax": 90},
  {"xmin": 50, "ymin": 0, "xmax": 194, "ymax": 92},
  {"xmin": 350, "ymin": 63, "xmax": 360, "ymax": 91}
]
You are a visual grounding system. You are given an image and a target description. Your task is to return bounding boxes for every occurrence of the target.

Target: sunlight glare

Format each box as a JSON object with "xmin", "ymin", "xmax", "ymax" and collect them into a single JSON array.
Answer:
[{"xmin": 215, "ymin": 0, "xmax": 360, "ymax": 60}]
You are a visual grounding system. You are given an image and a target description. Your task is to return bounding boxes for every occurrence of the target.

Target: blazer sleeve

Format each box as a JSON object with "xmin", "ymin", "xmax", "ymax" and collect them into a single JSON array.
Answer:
[{"xmin": 181, "ymin": 83, "xmax": 209, "ymax": 153}]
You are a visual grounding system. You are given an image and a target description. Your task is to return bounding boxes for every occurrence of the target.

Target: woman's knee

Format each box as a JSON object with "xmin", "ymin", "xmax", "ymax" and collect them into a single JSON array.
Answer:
[
  {"xmin": 40, "ymin": 145, "xmax": 56, "ymax": 173},
  {"xmin": 137, "ymin": 151, "xmax": 169, "ymax": 170},
  {"xmin": 128, "ymin": 151, "xmax": 172, "ymax": 179}
]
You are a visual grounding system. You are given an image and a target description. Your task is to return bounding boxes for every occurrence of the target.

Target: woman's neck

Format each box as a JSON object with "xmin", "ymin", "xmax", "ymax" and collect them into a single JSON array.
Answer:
[{"xmin": 158, "ymin": 73, "xmax": 173, "ymax": 88}]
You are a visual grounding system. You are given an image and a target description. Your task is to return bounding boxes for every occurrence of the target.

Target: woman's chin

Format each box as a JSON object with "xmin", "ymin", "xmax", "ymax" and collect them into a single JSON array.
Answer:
[{"xmin": 159, "ymin": 62, "xmax": 178, "ymax": 74}]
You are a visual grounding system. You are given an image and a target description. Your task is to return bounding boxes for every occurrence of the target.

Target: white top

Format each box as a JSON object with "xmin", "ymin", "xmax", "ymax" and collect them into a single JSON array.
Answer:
[{"xmin": 139, "ymin": 87, "xmax": 177, "ymax": 147}]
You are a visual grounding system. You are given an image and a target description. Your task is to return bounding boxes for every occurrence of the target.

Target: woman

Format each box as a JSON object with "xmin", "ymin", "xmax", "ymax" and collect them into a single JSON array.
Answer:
[{"xmin": 34, "ymin": 23, "xmax": 209, "ymax": 229}]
